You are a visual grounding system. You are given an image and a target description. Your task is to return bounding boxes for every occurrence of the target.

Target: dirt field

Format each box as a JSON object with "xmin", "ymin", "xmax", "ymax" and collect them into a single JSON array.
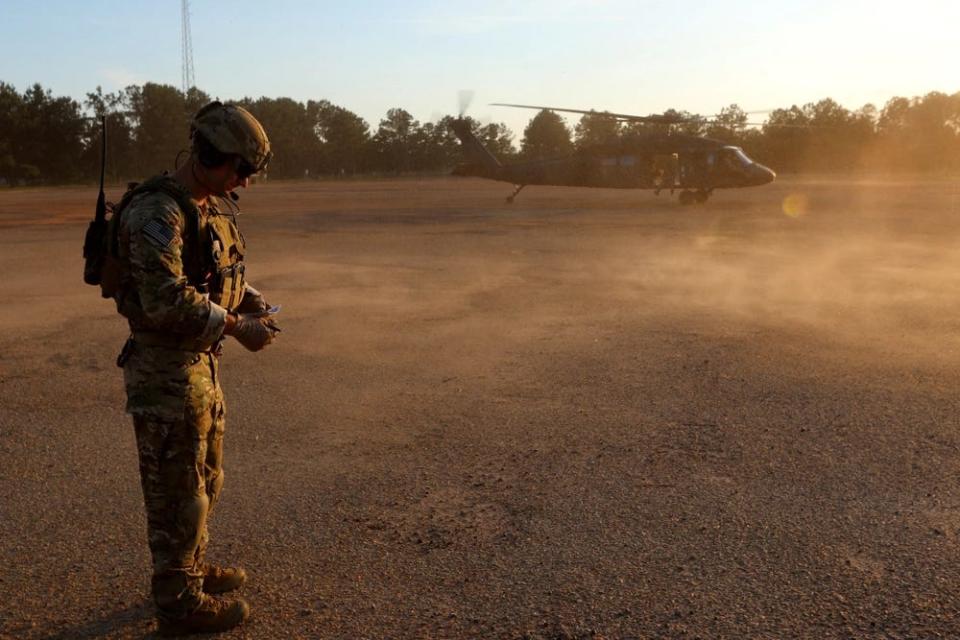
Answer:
[{"xmin": 2, "ymin": 175, "xmax": 960, "ymax": 639}]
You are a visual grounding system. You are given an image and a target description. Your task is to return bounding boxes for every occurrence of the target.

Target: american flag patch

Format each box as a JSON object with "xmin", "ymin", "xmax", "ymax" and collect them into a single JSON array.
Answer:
[{"xmin": 142, "ymin": 219, "xmax": 175, "ymax": 248}]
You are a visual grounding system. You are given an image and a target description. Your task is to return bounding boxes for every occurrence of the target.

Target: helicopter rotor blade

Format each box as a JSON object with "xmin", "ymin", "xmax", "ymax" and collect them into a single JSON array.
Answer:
[
  {"xmin": 492, "ymin": 103, "xmax": 704, "ymax": 125},
  {"xmin": 699, "ymin": 109, "xmax": 775, "ymax": 119},
  {"xmin": 492, "ymin": 103, "xmax": 805, "ymax": 129},
  {"xmin": 491, "ymin": 103, "xmax": 606, "ymax": 117},
  {"xmin": 754, "ymin": 122, "xmax": 829, "ymax": 129}
]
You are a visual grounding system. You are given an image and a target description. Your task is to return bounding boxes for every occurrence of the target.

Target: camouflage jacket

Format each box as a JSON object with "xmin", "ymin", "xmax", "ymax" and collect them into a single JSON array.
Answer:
[
  {"xmin": 114, "ymin": 177, "xmax": 250, "ymax": 351},
  {"xmin": 114, "ymin": 177, "xmax": 256, "ymax": 419}
]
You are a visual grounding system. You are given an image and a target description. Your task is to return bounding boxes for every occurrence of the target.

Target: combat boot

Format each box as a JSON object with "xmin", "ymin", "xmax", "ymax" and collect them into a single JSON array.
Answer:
[
  {"xmin": 157, "ymin": 594, "xmax": 250, "ymax": 636},
  {"xmin": 202, "ymin": 564, "xmax": 247, "ymax": 594}
]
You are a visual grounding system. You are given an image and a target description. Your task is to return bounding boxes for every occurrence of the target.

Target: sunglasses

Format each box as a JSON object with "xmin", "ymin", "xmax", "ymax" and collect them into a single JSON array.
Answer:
[
  {"xmin": 234, "ymin": 151, "xmax": 272, "ymax": 180},
  {"xmin": 235, "ymin": 157, "xmax": 259, "ymax": 180}
]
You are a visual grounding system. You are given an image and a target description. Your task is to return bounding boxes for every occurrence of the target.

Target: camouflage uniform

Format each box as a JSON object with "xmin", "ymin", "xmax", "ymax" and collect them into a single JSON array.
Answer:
[{"xmin": 115, "ymin": 178, "xmax": 253, "ymax": 619}]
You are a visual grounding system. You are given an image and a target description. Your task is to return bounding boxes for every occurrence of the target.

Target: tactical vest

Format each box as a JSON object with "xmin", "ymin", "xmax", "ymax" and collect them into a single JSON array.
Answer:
[
  {"xmin": 110, "ymin": 176, "xmax": 247, "ymax": 322},
  {"xmin": 203, "ymin": 199, "xmax": 247, "ymax": 311}
]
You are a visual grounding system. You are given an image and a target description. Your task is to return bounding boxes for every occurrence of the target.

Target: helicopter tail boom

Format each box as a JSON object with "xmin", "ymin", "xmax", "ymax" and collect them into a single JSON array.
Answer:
[{"xmin": 450, "ymin": 118, "xmax": 501, "ymax": 176}]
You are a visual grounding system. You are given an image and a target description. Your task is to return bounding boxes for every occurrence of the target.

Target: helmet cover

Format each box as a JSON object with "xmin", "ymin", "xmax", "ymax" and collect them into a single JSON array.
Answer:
[{"xmin": 191, "ymin": 101, "xmax": 271, "ymax": 172}]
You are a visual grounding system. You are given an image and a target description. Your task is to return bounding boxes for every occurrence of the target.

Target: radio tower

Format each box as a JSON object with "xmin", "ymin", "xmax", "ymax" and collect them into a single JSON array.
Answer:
[{"xmin": 180, "ymin": 0, "xmax": 196, "ymax": 94}]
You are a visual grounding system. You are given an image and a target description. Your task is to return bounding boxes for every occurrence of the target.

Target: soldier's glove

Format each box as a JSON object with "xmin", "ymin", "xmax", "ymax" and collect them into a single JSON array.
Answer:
[
  {"xmin": 229, "ymin": 311, "xmax": 277, "ymax": 352},
  {"xmin": 235, "ymin": 284, "xmax": 268, "ymax": 314}
]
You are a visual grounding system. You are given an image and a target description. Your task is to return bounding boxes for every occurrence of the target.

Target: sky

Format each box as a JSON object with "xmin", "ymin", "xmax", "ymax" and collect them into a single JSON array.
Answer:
[{"xmin": 1, "ymin": 0, "xmax": 958, "ymax": 140}]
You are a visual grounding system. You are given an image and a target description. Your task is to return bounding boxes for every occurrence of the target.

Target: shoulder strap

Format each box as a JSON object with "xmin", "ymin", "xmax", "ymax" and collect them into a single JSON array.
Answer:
[
  {"xmin": 130, "ymin": 175, "xmax": 201, "ymax": 220},
  {"xmin": 109, "ymin": 175, "xmax": 201, "ymax": 251}
]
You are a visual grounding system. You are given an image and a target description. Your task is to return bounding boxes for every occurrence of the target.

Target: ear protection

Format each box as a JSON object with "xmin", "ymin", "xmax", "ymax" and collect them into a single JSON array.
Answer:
[
  {"xmin": 191, "ymin": 101, "xmax": 230, "ymax": 168},
  {"xmin": 195, "ymin": 135, "xmax": 229, "ymax": 168}
]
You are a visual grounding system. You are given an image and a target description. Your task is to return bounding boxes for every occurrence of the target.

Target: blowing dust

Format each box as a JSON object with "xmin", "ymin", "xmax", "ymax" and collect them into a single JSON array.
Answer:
[
  {"xmin": 2, "ymin": 176, "xmax": 956, "ymax": 371},
  {"xmin": 574, "ymin": 177, "xmax": 960, "ymax": 365}
]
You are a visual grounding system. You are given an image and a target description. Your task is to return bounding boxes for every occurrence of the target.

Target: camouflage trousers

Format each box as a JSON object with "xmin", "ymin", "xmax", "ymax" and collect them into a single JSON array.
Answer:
[{"xmin": 125, "ymin": 345, "xmax": 226, "ymax": 619}]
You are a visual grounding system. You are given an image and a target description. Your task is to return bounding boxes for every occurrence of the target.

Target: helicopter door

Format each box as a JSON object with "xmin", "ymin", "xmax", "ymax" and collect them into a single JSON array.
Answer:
[
  {"xmin": 651, "ymin": 153, "xmax": 679, "ymax": 189},
  {"xmin": 680, "ymin": 152, "xmax": 709, "ymax": 188}
]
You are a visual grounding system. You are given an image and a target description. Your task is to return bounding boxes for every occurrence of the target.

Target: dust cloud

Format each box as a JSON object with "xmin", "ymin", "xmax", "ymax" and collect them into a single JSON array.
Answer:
[
  {"xmin": 3, "ymin": 176, "xmax": 958, "ymax": 369},
  {"xmin": 569, "ymin": 177, "xmax": 960, "ymax": 366}
]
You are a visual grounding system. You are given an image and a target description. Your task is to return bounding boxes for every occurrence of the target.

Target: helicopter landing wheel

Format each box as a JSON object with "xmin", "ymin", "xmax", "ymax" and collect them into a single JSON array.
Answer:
[
  {"xmin": 678, "ymin": 190, "xmax": 696, "ymax": 205},
  {"xmin": 506, "ymin": 184, "xmax": 526, "ymax": 204},
  {"xmin": 694, "ymin": 189, "xmax": 710, "ymax": 204}
]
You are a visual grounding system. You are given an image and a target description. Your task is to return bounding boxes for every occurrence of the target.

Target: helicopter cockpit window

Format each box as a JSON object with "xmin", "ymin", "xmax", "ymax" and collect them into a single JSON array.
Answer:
[{"xmin": 720, "ymin": 146, "xmax": 751, "ymax": 170}]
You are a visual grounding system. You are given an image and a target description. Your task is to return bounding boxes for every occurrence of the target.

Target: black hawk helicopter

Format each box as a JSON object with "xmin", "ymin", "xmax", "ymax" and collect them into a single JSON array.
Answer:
[{"xmin": 451, "ymin": 102, "xmax": 776, "ymax": 205}]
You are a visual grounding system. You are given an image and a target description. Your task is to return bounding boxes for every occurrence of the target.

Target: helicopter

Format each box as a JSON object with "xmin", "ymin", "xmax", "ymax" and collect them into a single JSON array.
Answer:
[{"xmin": 451, "ymin": 102, "xmax": 776, "ymax": 205}]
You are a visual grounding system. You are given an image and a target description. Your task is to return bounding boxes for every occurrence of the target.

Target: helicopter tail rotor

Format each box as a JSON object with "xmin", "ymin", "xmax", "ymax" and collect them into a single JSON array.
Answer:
[
  {"xmin": 450, "ymin": 90, "xmax": 501, "ymax": 176},
  {"xmin": 458, "ymin": 90, "xmax": 475, "ymax": 118}
]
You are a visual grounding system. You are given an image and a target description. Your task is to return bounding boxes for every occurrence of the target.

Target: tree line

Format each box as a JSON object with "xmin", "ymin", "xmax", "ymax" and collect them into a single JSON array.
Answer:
[{"xmin": 0, "ymin": 80, "xmax": 957, "ymax": 186}]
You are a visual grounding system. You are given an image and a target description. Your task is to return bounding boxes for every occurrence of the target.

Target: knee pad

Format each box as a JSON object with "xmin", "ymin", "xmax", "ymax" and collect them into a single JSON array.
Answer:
[{"xmin": 176, "ymin": 492, "xmax": 210, "ymax": 563}]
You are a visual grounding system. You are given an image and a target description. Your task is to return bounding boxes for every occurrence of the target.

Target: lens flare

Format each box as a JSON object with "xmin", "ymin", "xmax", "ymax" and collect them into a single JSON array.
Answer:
[{"xmin": 782, "ymin": 193, "xmax": 809, "ymax": 218}]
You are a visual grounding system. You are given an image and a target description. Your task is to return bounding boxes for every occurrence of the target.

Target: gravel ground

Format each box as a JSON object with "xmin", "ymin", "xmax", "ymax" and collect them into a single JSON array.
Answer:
[{"xmin": 2, "ymin": 176, "xmax": 960, "ymax": 638}]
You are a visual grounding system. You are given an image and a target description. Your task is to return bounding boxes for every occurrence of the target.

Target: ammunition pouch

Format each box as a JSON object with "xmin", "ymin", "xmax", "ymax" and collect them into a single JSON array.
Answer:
[
  {"xmin": 211, "ymin": 262, "xmax": 246, "ymax": 309},
  {"xmin": 205, "ymin": 214, "xmax": 246, "ymax": 311}
]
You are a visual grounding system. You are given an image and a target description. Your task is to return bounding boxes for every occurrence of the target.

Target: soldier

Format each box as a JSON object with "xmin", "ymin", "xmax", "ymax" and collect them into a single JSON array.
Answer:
[{"xmin": 111, "ymin": 101, "xmax": 277, "ymax": 635}]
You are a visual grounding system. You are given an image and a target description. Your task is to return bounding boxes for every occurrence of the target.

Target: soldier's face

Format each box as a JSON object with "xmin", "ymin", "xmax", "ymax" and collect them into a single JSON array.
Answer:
[{"xmin": 204, "ymin": 159, "xmax": 250, "ymax": 196}]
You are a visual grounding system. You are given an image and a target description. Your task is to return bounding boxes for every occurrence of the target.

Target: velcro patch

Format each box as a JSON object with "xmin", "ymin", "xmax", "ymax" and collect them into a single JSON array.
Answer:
[{"xmin": 142, "ymin": 219, "xmax": 175, "ymax": 248}]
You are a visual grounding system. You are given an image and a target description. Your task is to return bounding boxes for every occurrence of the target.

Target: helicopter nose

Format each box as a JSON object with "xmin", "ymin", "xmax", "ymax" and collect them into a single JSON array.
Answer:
[{"xmin": 752, "ymin": 163, "xmax": 776, "ymax": 185}]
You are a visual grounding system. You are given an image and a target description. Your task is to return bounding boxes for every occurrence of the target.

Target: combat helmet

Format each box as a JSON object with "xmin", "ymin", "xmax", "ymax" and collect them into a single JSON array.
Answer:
[{"xmin": 190, "ymin": 101, "xmax": 272, "ymax": 174}]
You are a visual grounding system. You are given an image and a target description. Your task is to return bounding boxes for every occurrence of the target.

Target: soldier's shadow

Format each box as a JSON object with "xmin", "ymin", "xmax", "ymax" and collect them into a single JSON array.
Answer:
[{"xmin": 39, "ymin": 601, "xmax": 157, "ymax": 639}]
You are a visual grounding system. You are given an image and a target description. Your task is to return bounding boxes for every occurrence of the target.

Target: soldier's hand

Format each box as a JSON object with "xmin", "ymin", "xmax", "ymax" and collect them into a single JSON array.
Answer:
[
  {"xmin": 236, "ymin": 284, "xmax": 268, "ymax": 314},
  {"xmin": 226, "ymin": 311, "xmax": 277, "ymax": 352}
]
